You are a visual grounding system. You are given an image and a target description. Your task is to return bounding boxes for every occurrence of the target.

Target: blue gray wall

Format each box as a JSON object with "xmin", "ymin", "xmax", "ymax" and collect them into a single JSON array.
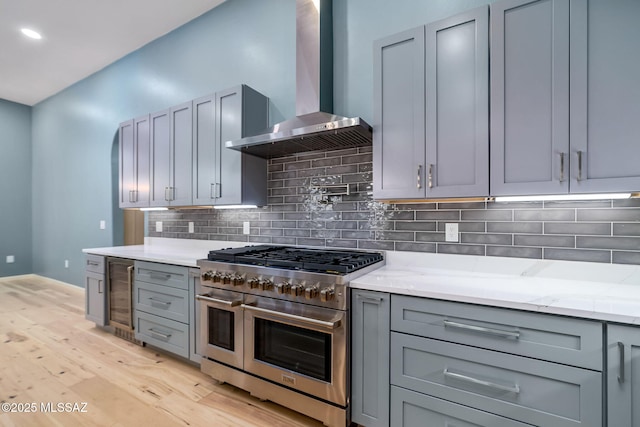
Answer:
[{"xmin": 0, "ymin": 99, "xmax": 32, "ymax": 277}]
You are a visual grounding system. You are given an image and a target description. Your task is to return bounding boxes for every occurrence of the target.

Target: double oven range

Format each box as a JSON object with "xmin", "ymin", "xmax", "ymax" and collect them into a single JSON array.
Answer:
[{"xmin": 196, "ymin": 245, "xmax": 384, "ymax": 427}]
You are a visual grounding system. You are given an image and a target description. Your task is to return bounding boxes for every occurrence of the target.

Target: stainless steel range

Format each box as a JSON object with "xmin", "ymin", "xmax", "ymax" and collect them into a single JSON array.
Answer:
[{"xmin": 196, "ymin": 245, "xmax": 384, "ymax": 427}]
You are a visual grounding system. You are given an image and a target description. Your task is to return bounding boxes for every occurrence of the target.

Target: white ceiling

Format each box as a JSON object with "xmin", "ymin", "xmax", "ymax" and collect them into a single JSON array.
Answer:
[{"xmin": 0, "ymin": 0, "xmax": 226, "ymax": 106}]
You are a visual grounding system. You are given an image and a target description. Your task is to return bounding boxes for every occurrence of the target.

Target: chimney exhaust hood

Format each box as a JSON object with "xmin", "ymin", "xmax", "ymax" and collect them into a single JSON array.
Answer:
[{"xmin": 225, "ymin": 0, "xmax": 372, "ymax": 159}]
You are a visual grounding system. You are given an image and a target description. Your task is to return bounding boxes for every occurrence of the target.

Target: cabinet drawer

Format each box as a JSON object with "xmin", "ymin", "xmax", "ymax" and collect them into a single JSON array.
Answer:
[
  {"xmin": 391, "ymin": 332, "xmax": 602, "ymax": 427},
  {"xmin": 391, "ymin": 295, "xmax": 602, "ymax": 370},
  {"xmin": 85, "ymin": 254, "xmax": 105, "ymax": 274},
  {"xmin": 134, "ymin": 282, "xmax": 189, "ymax": 323},
  {"xmin": 391, "ymin": 386, "xmax": 531, "ymax": 427},
  {"xmin": 135, "ymin": 261, "xmax": 188, "ymax": 289},
  {"xmin": 135, "ymin": 311, "xmax": 189, "ymax": 359}
]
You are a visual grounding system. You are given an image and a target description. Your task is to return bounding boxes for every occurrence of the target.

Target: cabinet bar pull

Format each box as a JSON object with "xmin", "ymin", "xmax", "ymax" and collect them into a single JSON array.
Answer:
[
  {"xmin": 210, "ymin": 183, "xmax": 216, "ymax": 199},
  {"xmin": 98, "ymin": 280, "xmax": 103, "ymax": 294},
  {"xmin": 196, "ymin": 294, "xmax": 241, "ymax": 307},
  {"xmin": 417, "ymin": 165, "xmax": 422, "ymax": 189},
  {"xmin": 559, "ymin": 152, "xmax": 566, "ymax": 182},
  {"xmin": 356, "ymin": 294, "xmax": 383, "ymax": 303},
  {"xmin": 428, "ymin": 164, "xmax": 434, "ymax": 188},
  {"xmin": 444, "ymin": 368, "xmax": 520, "ymax": 394},
  {"xmin": 148, "ymin": 298, "xmax": 171, "ymax": 306},
  {"xmin": 215, "ymin": 183, "xmax": 221, "ymax": 199},
  {"xmin": 148, "ymin": 328, "xmax": 172, "ymax": 339},
  {"xmin": 443, "ymin": 320, "xmax": 520, "ymax": 339},
  {"xmin": 577, "ymin": 150, "xmax": 584, "ymax": 181},
  {"xmin": 149, "ymin": 272, "xmax": 171, "ymax": 280},
  {"xmin": 87, "ymin": 261, "xmax": 100, "ymax": 266},
  {"xmin": 618, "ymin": 341, "xmax": 625, "ymax": 383}
]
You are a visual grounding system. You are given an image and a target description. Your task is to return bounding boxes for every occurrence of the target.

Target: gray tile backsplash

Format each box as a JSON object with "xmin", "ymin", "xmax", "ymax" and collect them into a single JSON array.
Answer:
[{"xmin": 149, "ymin": 147, "xmax": 640, "ymax": 265}]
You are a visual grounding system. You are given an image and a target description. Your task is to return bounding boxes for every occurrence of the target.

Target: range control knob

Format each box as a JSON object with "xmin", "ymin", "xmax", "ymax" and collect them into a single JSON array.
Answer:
[
  {"xmin": 259, "ymin": 278, "xmax": 274, "ymax": 291},
  {"xmin": 222, "ymin": 273, "xmax": 232, "ymax": 285},
  {"xmin": 201, "ymin": 270, "xmax": 215, "ymax": 281},
  {"xmin": 320, "ymin": 288, "xmax": 335, "ymax": 302},
  {"xmin": 305, "ymin": 285, "xmax": 319, "ymax": 300},
  {"xmin": 212, "ymin": 271, "xmax": 223, "ymax": 283},
  {"xmin": 276, "ymin": 281, "xmax": 291, "ymax": 294},
  {"xmin": 290, "ymin": 283, "xmax": 305, "ymax": 296},
  {"xmin": 231, "ymin": 274, "xmax": 245, "ymax": 286},
  {"xmin": 248, "ymin": 277, "xmax": 260, "ymax": 289}
]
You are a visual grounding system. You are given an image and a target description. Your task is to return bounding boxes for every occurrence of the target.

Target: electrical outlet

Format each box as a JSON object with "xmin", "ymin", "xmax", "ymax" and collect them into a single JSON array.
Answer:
[
  {"xmin": 100, "ymin": 220, "xmax": 106, "ymax": 230},
  {"xmin": 188, "ymin": 222, "xmax": 194, "ymax": 233},
  {"xmin": 156, "ymin": 221, "xmax": 163, "ymax": 232},
  {"xmin": 64, "ymin": 260, "xmax": 69, "ymax": 268},
  {"xmin": 6, "ymin": 255, "xmax": 15, "ymax": 263},
  {"xmin": 445, "ymin": 223, "xmax": 459, "ymax": 242},
  {"xmin": 243, "ymin": 221, "xmax": 250, "ymax": 235}
]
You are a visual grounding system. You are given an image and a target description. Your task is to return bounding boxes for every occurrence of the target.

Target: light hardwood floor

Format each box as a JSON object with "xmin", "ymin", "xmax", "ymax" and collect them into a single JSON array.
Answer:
[{"xmin": 0, "ymin": 275, "xmax": 323, "ymax": 427}]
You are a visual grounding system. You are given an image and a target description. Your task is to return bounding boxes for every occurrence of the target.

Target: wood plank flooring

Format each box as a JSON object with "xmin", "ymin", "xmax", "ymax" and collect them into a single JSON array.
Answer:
[{"xmin": 0, "ymin": 275, "xmax": 323, "ymax": 427}]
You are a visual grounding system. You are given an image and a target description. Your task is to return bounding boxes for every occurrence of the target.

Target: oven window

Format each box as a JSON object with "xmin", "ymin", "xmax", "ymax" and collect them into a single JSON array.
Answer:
[
  {"xmin": 207, "ymin": 306, "xmax": 234, "ymax": 351},
  {"xmin": 254, "ymin": 318, "xmax": 331, "ymax": 382}
]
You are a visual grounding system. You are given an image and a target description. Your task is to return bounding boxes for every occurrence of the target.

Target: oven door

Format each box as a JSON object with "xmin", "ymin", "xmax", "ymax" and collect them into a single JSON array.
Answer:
[
  {"xmin": 242, "ymin": 295, "xmax": 348, "ymax": 407},
  {"xmin": 196, "ymin": 287, "xmax": 244, "ymax": 369}
]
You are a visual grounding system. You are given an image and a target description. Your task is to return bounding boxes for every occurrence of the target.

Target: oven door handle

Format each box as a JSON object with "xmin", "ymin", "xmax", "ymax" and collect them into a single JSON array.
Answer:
[
  {"xmin": 196, "ymin": 294, "xmax": 241, "ymax": 307},
  {"xmin": 241, "ymin": 304, "xmax": 341, "ymax": 330}
]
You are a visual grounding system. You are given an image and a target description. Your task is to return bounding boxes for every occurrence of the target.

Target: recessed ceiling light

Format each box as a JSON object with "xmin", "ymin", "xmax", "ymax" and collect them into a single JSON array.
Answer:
[{"xmin": 21, "ymin": 28, "xmax": 42, "ymax": 40}]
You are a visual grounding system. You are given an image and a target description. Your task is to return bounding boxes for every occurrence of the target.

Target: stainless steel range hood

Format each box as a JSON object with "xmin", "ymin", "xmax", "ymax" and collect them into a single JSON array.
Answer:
[{"xmin": 225, "ymin": 0, "xmax": 372, "ymax": 159}]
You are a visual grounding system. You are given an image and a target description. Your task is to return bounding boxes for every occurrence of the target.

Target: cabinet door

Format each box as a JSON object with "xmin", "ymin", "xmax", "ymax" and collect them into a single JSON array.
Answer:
[
  {"xmin": 608, "ymin": 324, "xmax": 640, "ymax": 427},
  {"xmin": 490, "ymin": 0, "xmax": 570, "ymax": 196},
  {"xmin": 192, "ymin": 95, "xmax": 217, "ymax": 206},
  {"xmin": 373, "ymin": 26, "xmax": 425, "ymax": 199},
  {"xmin": 425, "ymin": 6, "xmax": 489, "ymax": 198},
  {"xmin": 119, "ymin": 119, "xmax": 135, "ymax": 208},
  {"xmin": 170, "ymin": 101, "xmax": 193, "ymax": 206},
  {"xmin": 150, "ymin": 109, "xmax": 171, "ymax": 207},
  {"xmin": 85, "ymin": 271, "xmax": 107, "ymax": 326},
  {"xmin": 569, "ymin": 0, "xmax": 640, "ymax": 193},
  {"xmin": 133, "ymin": 115, "xmax": 150, "ymax": 206},
  {"xmin": 351, "ymin": 290, "xmax": 390, "ymax": 427}
]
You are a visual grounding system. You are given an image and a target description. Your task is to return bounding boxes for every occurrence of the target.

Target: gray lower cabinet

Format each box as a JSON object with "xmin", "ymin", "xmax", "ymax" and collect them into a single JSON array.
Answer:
[
  {"xmin": 119, "ymin": 116, "xmax": 150, "ymax": 208},
  {"xmin": 373, "ymin": 6, "xmax": 488, "ymax": 200},
  {"xmin": 133, "ymin": 261, "xmax": 190, "ymax": 359},
  {"xmin": 150, "ymin": 102, "xmax": 193, "ymax": 207},
  {"xmin": 391, "ymin": 386, "xmax": 531, "ymax": 427},
  {"xmin": 389, "ymin": 294, "xmax": 603, "ymax": 427},
  {"xmin": 351, "ymin": 290, "xmax": 390, "ymax": 427},
  {"xmin": 607, "ymin": 324, "xmax": 640, "ymax": 427},
  {"xmin": 85, "ymin": 254, "xmax": 107, "ymax": 326},
  {"xmin": 491, "ymin": 0, "xmax": 640, "ymax": 196},
  {"xmin": 192, "ymin": 85, "xmax": 269, "ymax": 207}
]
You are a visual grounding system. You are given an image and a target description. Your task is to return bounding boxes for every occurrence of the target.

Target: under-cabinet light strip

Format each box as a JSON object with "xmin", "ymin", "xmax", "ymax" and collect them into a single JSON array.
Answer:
[{"xmin": 493, "ymin": 193, "xmax": 632, "ymax": 202}]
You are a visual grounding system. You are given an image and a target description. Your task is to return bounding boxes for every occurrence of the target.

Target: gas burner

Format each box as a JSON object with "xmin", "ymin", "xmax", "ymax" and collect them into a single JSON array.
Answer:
[{"xmin": 207, "ymin": 245, "xmax": 384, "ymax": 274}]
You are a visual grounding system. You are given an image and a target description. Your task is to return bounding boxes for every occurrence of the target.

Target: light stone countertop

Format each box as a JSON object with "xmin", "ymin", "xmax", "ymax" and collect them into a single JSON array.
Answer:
[
  {"xmin": 83, "ymin": 238, "xmax": 640, "ymax": 325},
  {"xmin": 350, "ymin": 250, "xmax": 640, "ymax": 325}
]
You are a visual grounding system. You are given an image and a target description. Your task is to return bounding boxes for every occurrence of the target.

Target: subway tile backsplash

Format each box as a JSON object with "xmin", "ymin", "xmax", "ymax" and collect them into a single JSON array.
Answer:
[{"xmin": 148, "ymin": 147, "xmax": 640, "ymax": 265}]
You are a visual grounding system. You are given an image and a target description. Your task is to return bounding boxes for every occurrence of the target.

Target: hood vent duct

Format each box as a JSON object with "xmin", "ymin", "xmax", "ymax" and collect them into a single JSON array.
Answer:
[{"xmin": 225, "ymin": 0, "xmax": 372, "ymax": 159}]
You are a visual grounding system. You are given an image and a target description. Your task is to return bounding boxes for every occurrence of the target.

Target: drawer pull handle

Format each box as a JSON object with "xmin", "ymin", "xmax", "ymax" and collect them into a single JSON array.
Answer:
[
  {"xmin": 443, "ymin": 368, "xmax": 520, "ymax": 394},
  {"xmin": 356, "ymin": 294, "xmax": 383, "ymax": 303},
  {"xmin": 87, "ymin": 261, "xmax": 100, "ymax": 266},
  {"xmin": 149, "ymin": 272, "xmax": 172, "ymax": 280},
  {"xmin": 618, "ymin": 341, "xmax": 625, "ymax": 383},
  {"xmin": 148, "ymin": 328, "xmax": 172, "ymax": 340},
  {"xmin": 148, "ymin": 298, "xmax": 171, "ymax": 306},
  {"xmin": 443, "ymin": 320, "xmax": 520, "ymax": 339}
]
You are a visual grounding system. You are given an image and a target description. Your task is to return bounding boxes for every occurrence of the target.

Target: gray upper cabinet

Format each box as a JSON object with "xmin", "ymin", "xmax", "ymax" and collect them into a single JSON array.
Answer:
[
  {"xmin": 607, "ymin": 324, "xmax": 640, "ymax": 427},
  {"xmin": 119, "ymin": 116, "xmax": 150, "ymax": 208},
  {"xmin": 149, "ymin": 109, "xmax": 171, "ymax": 207},
  {"xmin": 373, "ymin": 7, "xmax": 489, "ymax": 200},
  {"xmin": 569, "ymin": 0, "xmax": 640, "ymax": 193},
  {"xmin": 492, "ymin": 0, "xmax": 640, "ymax": 196},
  {"xmin": 192, "ymin": 85, "xmax": 268, "ymax": 207},
  {"xmin": 490, "ymin": 0, "xmax": 570, "ymax": 196},
  {"xmin": 425, "ymin": 6, "xmax": 489, "ymax": 198},
  {"xmin": 150, "ymin": 102, "xmax": 193, "ymax": 207},
  {"xmin": 373, "ymin": 26, "xmax": 425, "ymax": 199}
]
